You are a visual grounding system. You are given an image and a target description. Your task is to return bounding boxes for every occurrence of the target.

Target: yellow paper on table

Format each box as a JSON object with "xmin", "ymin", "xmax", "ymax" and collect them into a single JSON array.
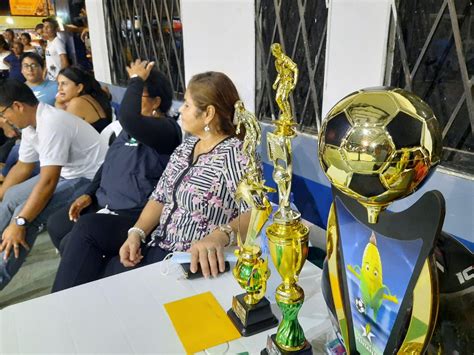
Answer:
[{"xmin": 164, "ymin": 291, "xmax": 241, "ymax": 354}]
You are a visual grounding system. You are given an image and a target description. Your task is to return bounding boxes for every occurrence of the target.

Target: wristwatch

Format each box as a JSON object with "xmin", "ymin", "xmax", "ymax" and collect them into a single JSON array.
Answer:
[
  {"xmin": 14, "ymin": 216, "xmax": 29, "ymax": 227},
  {"xmin": 218, "ymin": 224, "xmax": 235, "ymax": 247}
]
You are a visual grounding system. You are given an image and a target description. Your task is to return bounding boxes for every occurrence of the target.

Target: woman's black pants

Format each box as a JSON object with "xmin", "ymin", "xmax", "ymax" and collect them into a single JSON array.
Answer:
[{"xmin": 51, "ymin": 212, "xmax": 169, "ymax": 292}]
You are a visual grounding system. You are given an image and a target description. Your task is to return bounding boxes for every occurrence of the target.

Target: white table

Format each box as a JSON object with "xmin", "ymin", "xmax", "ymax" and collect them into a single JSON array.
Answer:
[{"xmin": 0, "ymin": 259, "xmax": 332, "ymax": 354}]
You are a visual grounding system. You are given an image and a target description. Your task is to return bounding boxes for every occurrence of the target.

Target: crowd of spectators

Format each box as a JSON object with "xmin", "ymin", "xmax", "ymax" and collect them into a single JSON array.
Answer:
[{"xmin": 0, "ymin": 17, "xmax": 253, "ymax": 293}]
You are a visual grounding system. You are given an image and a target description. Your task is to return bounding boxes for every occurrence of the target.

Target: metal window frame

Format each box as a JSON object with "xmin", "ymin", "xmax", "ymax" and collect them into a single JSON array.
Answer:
[
  {"xmin": 255, "ymin": 0, "xmax": 328, "ymax": 134},
  {"xmin": 103, "ymin": 0, "xmax": 185, "ymax": 98},
  {"xmin": 386, "ymin": 0, "xmax": 473, "ymax": 175}
]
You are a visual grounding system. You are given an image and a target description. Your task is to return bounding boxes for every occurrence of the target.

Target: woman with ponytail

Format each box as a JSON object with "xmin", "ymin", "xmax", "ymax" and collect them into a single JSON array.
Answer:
[
  {"xmin": 53, "ymin": 70, "xmax": 254, "ymax": 291},
  {"xmin": 56, "ymin": 66, "xmax": 112, "ymax": 132}
]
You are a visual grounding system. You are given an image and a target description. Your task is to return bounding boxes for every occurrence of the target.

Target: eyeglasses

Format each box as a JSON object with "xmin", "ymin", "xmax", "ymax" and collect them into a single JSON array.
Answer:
[
  {"xmin": 22, "ymin": 63, "xmax": 40, "ymax": 70},
  {"xmin": 0, "ymin": 104, "xmax": 12, "ymax": 118}
]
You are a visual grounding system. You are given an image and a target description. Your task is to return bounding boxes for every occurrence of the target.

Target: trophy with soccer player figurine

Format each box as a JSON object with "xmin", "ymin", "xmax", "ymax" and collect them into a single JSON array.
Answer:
[
  {"xmin": 261, "ymin": 43, "xmax": 312, "ymax": 355},
  {"xmin": 227, "ymin": 100, "xmax": 278, "ymax": 336}
]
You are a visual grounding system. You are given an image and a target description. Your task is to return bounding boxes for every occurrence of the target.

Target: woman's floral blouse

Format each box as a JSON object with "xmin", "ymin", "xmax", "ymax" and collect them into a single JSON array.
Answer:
[{"xmin": 149, "ymin": 136, "xmax": 250, "ymax": 251}]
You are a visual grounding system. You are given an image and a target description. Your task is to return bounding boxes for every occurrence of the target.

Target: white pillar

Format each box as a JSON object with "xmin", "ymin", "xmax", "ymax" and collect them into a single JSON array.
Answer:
[
  {"xmin": 181, "ymin": 0, "xmax": 255, "ymax": 111},
  {"xmin": 322, "ymin": 0, "xmax": 392, "ymax": 117},
  {"xmin": 85, "ymin": 0, "xmax": 112, "ymax": 84}
]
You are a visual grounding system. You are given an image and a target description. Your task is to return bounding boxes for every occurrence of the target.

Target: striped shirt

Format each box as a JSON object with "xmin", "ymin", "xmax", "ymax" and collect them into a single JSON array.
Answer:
[{"xmin": 149, "ymin": 136, "xmax": 250, "ymax": 251}]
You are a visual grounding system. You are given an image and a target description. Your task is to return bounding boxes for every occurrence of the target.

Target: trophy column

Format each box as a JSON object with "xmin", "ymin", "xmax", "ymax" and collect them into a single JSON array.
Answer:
[{"xmin": 262, "ymin": 44, "xmax": 312, "ymax": 354}]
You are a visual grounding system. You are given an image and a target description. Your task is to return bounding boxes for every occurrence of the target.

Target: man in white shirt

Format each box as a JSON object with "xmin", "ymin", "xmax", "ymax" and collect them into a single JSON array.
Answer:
[
  {"xmin": 0, "ymin": 79, "xmax": 107, "ymax": 290},
  {"xmin": 0, "ymin": 52, "xmax": 59, "ymax": 179},
  {"xmin": 43, "ymin": 17, "xmax": 69, "ymax": 80}
]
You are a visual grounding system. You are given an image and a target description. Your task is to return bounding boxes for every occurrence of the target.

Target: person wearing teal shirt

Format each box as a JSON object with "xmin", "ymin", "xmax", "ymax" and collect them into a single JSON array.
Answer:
[
  {"xmin": 0, "ymin": 52, "xmax": 58, "ymax": 179},
  {"xmin": 21, "ymin": 52, "xmax": 58, "ymax": 105}
]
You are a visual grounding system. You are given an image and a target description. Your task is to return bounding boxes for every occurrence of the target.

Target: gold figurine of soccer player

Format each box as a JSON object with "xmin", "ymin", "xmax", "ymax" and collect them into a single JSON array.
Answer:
[
  {"xmin": 263, "ymin": 43, "xmax": 312, "ymax": 354},
  {"xmin": 271, "ymin": 43, "xmax": 298, "ymax": 125},
  {"xmin": 227, "ymin": 100, "xmax": 278, "ymax": 336},
  {"xmin": 235, "ymin": 100, "xmax": 262, "ymax": 182}
]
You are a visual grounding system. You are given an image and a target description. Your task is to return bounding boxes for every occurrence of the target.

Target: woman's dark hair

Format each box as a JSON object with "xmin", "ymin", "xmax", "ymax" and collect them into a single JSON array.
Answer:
[
  {"xmin": 0, "ymin": 35, "xmax": 9, "ymax": 51},
  {"xmin": 35, "ymin": 23, "xmax": 44, "ymax": 31},
  {"xmin": 145, "ymin": 68, "xmax": 173, "ymax": 114},
  {"xmin": 21, "ymin": 32, "xmax": 31, "ymax": 42},
  {"xmin": 58, "ymin": 66, "xmax": 112, "ymax": 120},
  {"xmin": 0, "ymin": 79, "xmax": 39, "ymax": 107},
  {"xmin": 20, "ymin": 52, "xmax": 45, "ymax": 69},
  {"xmin": 187, "ymin": 71, "xmax": 243, "ymax": 139}
]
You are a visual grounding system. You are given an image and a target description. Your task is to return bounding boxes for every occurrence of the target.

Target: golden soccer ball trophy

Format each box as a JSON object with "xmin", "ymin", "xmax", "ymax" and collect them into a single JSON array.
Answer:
[
  {"xmin": 319, "ymin": 87, "xmax": 443, "ymax": 354},
  {"xmin": 318, "ymin": 87, "xmax": 442, "ymax": 223}
]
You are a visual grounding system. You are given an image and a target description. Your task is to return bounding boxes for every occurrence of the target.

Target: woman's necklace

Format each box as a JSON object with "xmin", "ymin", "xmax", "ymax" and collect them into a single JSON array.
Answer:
[{"xmin": 194, "ymin": 135, "xmax": 228, "ymax": 162}]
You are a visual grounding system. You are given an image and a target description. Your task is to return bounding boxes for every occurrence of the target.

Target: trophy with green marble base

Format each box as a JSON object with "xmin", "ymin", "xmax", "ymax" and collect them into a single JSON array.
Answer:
[{"xmin": 261, "ymin": 43, "xmax": 312, "ymax": 355}]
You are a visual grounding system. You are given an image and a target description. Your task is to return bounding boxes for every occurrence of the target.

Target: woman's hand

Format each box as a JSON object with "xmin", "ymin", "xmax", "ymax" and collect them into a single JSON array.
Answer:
[
  {"xmin": 119, "ymin": 233, "xmax": 143, "ymax": 267},
  {"xmin": 189, "ymin": 230, "xmax": 229, "ymax": 278},
  {"xmin": 126, "ymin": 59, "xmax": 155, "ymax": 82},
  {"xmin": 68, "ymin": 194, "xmax": 92, "ymax": 222}
]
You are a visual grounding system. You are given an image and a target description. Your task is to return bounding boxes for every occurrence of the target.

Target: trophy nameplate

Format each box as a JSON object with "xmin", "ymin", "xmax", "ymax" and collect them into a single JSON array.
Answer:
[{"xmin": 227, "ymin": 294, "xmax": 278, "ymax": 336}]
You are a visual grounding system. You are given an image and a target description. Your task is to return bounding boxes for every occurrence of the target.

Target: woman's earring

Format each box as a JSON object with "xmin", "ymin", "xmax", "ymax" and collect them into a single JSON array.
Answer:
[
  {"xmin": 204, "ymin": 124, "xmax": 210, "ymax": 132},
  {"xmin": 152, "ymin": 109, "xmax": 157, "ymax": 116}
]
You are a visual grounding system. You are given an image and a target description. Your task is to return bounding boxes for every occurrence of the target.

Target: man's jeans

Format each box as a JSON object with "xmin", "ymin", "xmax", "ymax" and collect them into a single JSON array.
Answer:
[{"xmin": 0, "ymin": 175, "xmax": 90, "ymax": 290}]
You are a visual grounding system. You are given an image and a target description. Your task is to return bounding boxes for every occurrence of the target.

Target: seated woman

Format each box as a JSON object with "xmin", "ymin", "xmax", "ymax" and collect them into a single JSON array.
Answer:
[
  {"xmin": 52, "ymin": 70, "xmax": 251, "ymax": 292},
  {"xmin": 56, "ymin": 66, "xmax": 112, "ymax": 132},
  {"xmin": 47, "ymin": 59, "xmax": 182, "ymax": 253}
]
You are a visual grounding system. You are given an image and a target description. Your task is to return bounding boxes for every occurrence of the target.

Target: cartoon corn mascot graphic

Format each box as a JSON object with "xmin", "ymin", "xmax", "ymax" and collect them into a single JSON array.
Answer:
[{"xmin": 348, "ymin": 232, "xmax": 398, "ymax": 321}]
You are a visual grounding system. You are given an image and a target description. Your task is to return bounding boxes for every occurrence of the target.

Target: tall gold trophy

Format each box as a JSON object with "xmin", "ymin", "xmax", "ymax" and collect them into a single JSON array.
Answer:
[
  {"xmin": 227, "ymin": 101, "xmax": 278, "ymax": 336},
  {"xmin": 262, "ymin": 43, "xmax": 312, "ymax": 354}
]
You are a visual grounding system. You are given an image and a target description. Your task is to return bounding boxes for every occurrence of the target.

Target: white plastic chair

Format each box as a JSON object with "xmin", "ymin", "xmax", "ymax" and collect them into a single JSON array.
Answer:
[{"xmin": 100, "ymin": 120, "xmax": 123, "ymax": 146}]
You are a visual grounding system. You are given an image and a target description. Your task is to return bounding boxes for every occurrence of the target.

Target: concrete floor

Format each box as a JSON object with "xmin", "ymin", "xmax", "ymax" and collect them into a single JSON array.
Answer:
[{"xmin": 0, "ymin": 231, "xmax": 59, "ymax": 309}]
